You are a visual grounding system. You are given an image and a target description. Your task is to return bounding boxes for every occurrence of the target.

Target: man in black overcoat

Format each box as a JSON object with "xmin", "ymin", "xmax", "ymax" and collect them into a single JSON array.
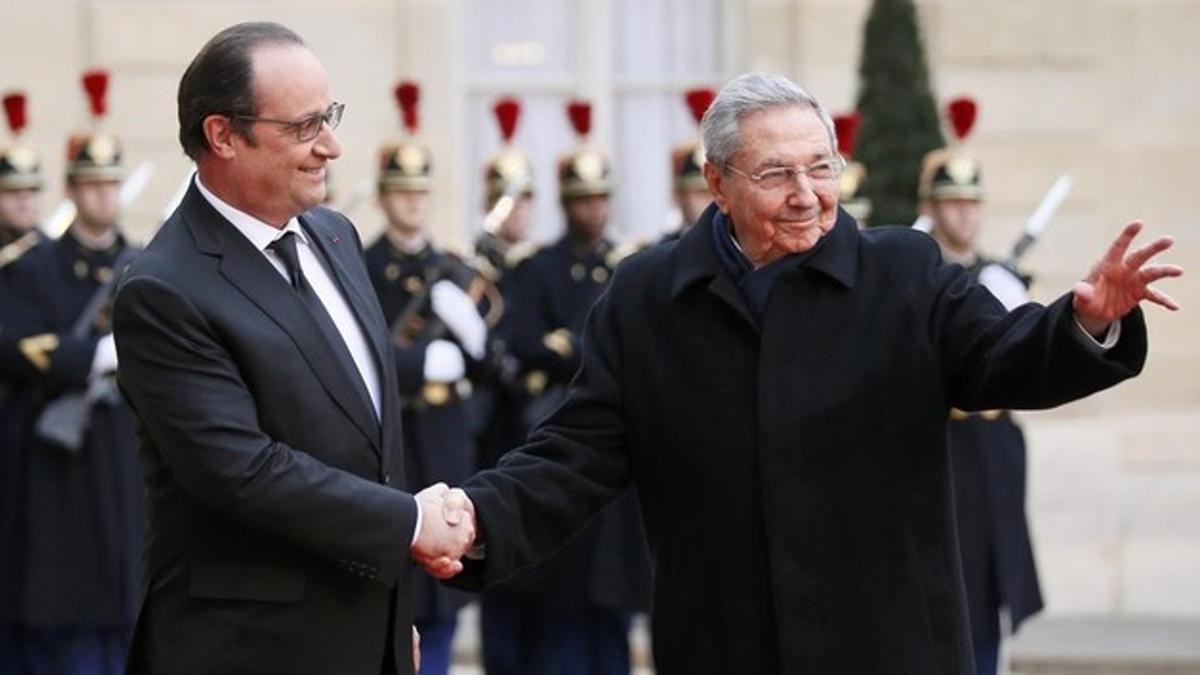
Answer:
[{"xmin": 432, "ymin": 73, "xmax": 1184, "ymax": 674}]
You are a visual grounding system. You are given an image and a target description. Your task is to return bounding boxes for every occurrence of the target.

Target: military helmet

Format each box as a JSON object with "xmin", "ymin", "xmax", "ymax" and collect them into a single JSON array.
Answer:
[
  {"xmin": 557, "ymin": 99, "xmax": 611, "ymax": 200},
  {"xmin": 671, "ymin": 88, "xmax": 715, "ymax": 193},
  {"xmin": 378, "ymin": 80, "xmax": 433, "ymax": 192},
  {"xmin": 919, "ymin": 97, "xmax": 983, "ymax": 202},
  {"xmin": 484, "ymin": 97, "xmax": 533, "ymax": 206},
  {"xmin": 66, "ymin": 70, "xmax": 124, "ymax": 183},
  {"xmin": 833, "ymin": 111, "xmax": 871, "ymax": 222},
  {"xmin": 0, "ymin": 91, "xmax": 42, "ymax": 191}
]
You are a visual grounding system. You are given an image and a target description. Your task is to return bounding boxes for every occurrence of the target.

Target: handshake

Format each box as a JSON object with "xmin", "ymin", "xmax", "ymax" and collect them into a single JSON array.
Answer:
[{"xmin": 410, "ymin": 483, "xmax": 478, "ymax": 579}]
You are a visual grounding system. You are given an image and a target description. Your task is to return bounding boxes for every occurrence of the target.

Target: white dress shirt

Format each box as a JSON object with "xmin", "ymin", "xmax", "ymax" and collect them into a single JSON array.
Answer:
[{"xmin": 194, "ymin": 176, "xmax": 383, "ymax": 418}]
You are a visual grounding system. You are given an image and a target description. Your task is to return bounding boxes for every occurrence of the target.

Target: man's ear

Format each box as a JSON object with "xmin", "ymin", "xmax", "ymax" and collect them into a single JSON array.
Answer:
[
  {"xmin": 703, "ymin": 161, "xmax": 729, "ymax": 214},
  {"xmin": 202, "ymin": 114, "xmax": 238, "ymax": 160}
]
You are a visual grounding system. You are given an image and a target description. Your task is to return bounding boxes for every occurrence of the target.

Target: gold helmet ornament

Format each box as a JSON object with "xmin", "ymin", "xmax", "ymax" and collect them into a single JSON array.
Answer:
[
  {"xmin": 0, "ymin": 91, "xmax": 42, "ymax": 191},
  {"xmin": 919, "ymin": 97, "xmax": 983, "ymax": 202},
  {"xmin": 484, "ymin": 97, "xmax": 534, "ymax": 206},
  {"xmin": 671, "ymin": 87, "xmax": 715, "ymax": 192},
  {"xmin": 66, "ymin": 69, "xmax": 124, "ymax": 183},
  {"xmin": 834, "ymin": 111, "xmax": 871, "ymax": 222},
  {"xmin": 377, "ymin": 80, "xmax": 433, "ymax": 192},
  {"xmin": 557, "ymin": 99, "xmax": 611, "ymax": 200}
]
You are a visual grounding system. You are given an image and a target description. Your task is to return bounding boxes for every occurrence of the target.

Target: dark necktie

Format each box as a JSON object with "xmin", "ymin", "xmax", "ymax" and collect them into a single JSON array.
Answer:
[{"xmin": 268, "ymin": 231, "xmax": 377, "ymax": 419}]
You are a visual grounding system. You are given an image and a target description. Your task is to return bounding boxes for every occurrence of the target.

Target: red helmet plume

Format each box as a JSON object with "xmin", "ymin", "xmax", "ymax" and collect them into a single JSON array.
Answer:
[
  {"xmin": 494, "ymin": 97, "xmax": 520, "ymax": 142},
  {"xmin": 394, "ymin": 81, "xmax": 420, "ymax": 134}
]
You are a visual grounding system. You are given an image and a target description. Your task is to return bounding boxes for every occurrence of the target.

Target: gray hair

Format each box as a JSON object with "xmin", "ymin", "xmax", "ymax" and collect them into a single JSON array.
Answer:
[{"xmin": 701, "ymin": 73, "xmax": 837, "ymax": 169}]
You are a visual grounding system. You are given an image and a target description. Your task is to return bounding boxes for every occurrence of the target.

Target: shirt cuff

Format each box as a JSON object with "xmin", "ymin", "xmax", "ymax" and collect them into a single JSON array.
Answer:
[
  {"xmin": 410, "ymin": 495, "xmax": 423, "ymax": 548},
  {"xmin": 1074, "ymin": 317, "xmax": 1121, "ymax": 351}
]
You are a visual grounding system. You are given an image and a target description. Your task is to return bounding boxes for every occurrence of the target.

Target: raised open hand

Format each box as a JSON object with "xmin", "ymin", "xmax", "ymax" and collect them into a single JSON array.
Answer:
[{"xmin": 1073, "ymin": 220, "xmax": 1184, "ymax": 336}]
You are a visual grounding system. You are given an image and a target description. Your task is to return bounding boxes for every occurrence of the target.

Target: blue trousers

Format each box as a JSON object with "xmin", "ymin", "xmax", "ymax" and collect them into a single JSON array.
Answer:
[
  {"xmin": 416, "ymin": 615, "xmax": 458, "ymax": 675},
  {"xmin": 0, "ymin": 623, "xmax": 130, "ymax": 675},
  {"xmin": 481, "ymin": 588, "xmax": 631, "ymax": 675}
]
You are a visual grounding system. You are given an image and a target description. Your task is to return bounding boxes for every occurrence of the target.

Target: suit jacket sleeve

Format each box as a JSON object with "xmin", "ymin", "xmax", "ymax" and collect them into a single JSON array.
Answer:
[
  {"xmin": 113, "ymin": 273, "xmax": 417, "ymax": 585},
  {"xmin": 454, "ymin": 270, "xmax": 633, "ymax": 589},
  {"xmin": 920, "ymin": 237, "xmax": 1148, "ymax": 410}
]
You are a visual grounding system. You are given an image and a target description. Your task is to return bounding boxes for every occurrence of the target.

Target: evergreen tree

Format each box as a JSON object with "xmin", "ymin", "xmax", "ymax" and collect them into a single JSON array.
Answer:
[{"xmin": 854, "ymin": 0, "xmax": 944, "ymax": 226}]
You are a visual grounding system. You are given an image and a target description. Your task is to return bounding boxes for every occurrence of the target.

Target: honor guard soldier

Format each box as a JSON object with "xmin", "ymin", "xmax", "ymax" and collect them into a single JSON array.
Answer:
[
  {"xmin": 665, "ymin": 87, "xmax": 716, "ymax": 239},
  {"xmin": 920, "ymin": 96, "xmax": 1043, "ymax": 675},
  {"xmin": 834, "ymin": 111, "xmax": 871, "ymax": 225},
  {"xmin": 362, "ymin": 80, "xmax": 493, "ymax": 675},
  {"xmin": 0, "ymin": 91, "xmax": 45, "ymax": 254},
  {"xmin": 0, "ymin": 90, "xmax": 49, "ymax": 667},
  {"xmin": 3, "ymin": 69, "xmax": 144, "ymax": 675},
  {"xmin": 481, "ymin": 99, "xmax": 652, "ymax": 675},
  {"xmin": 473, "ymin": 97, "xmax": 534, "ymax": 474},
  {"xmin": 475, "ymin": 96, "xmax": 535, "ymax": 288}
]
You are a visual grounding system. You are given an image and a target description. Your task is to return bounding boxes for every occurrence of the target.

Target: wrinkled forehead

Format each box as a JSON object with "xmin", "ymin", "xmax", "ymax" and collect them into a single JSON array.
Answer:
[{"xmin": 736, "ymin": 104, "xmax": 835, "ymax": 164}]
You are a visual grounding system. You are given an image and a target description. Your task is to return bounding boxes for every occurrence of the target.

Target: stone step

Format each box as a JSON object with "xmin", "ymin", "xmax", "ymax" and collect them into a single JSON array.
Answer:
[{"xmin": 1009, "ymin": 617, "xmax": 1200, "ymax": 675}]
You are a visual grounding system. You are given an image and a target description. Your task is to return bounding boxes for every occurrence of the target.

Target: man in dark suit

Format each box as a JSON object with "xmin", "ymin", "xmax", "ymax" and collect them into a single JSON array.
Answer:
[
  {"xmin": 440, "ymin": 73, "xmax": 1184, "ymax": 674},
  {"xmin": 111, "ymin": 22, "xmax": 472, "ymax": 675}
]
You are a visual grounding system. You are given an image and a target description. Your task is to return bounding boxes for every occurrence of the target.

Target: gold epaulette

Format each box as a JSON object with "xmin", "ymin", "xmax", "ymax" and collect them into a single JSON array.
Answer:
[
  {"xmin": 605, "ymin": 239, "xmax": 651, "ymax": 269},
  {"xmin": 0, "ymin": 231, "xmax": 40, "ymax": 270}
]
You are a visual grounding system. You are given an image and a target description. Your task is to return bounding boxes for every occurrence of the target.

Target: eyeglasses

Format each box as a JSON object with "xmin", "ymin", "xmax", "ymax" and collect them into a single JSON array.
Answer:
[
  {"xmin": 232, "ymin": 101, "xmax": 345, "ymax": 143},
  {"xmin": 725, "ymin": 155, "xmax": 845, "ymax": 192}
]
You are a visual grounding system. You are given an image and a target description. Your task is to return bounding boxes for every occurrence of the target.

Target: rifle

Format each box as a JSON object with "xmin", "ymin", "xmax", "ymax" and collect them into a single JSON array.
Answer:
[
  {"xmin": 1003, "ymin": 173, "xmax": 1072, "ymax": 269},
  {"xmin": 34, "ymin": 246, "xmax": 138, "ymax": 453},
  {"xmin": 389, "ymin": 255, "xmax": 503, "ymax": 345}
]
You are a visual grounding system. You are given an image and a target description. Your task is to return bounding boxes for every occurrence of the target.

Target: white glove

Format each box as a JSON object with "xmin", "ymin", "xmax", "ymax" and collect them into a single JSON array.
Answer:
[
  {"xmin": 90, "ymin": 334, "xmax": 119, "ymax": 376},
  {"xmin": 424, "ymin": 339, "xmax": 466, "ymax": 382},
  {"xmin": 430, "ymin": 279, "xmax": 486, "ymax": 360}
]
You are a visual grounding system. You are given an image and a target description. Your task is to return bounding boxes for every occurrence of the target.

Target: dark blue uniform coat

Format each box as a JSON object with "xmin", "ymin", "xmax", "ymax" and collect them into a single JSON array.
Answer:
[
  {"xmin": 0, "ymin": 233, "xmax": 47, "ymax": 619},
  {"xmin": 3, "ymin": 230, "xmax": 143, "ymax": 628},
  {"xmin": 455, "ymin": 206, "xmax": 1147, "ymax": 674}
]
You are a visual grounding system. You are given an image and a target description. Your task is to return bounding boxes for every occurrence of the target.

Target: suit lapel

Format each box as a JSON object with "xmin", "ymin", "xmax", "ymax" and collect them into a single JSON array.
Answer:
[
  {"xmin": 182, "ymin": 189, "xmax": 382, "ymax": 454},
  {"xmin": 300, "ymin": 215, "xmax": 391, "ymax": 394},
  {"xmin": 299, "ymin": 215, "xmax": 400, "ymax": 461},
  {"xmin": 670, "ymin": 209, "xmax": 757, "ymax": 331}
]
